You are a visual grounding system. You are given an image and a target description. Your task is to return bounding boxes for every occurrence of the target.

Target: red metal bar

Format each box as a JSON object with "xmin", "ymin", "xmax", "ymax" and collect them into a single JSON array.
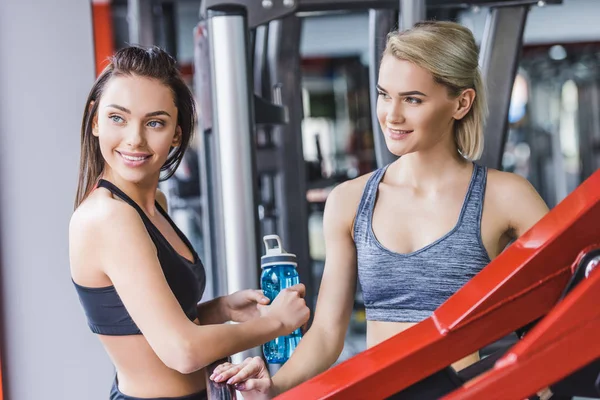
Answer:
[
  {"xmin": 443, "ymin": 252, "xmax": 600, "ymax": 400},
  {"xmin": 277, "ymin": 169, "xmax": 600, "ymax": 400},
  {"xmin": 92, "ymin": 0, "xmax": 115, "ymax": 76}
]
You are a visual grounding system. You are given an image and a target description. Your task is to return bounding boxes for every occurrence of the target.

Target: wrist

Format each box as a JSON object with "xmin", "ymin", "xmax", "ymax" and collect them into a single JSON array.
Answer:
[
  {"xmin": 264, "ymin": 315, "xmax": 285, "ymax": 336},
  {"xmin": 197, "ymin": 296, "xmax": 231, "ymax": 324},
  {"xmin": 218, "ymin": 295, "xmax": 232, "ymax": 321},
  {"xmin": 270, "ymin": 377, "xmax": 284, "ymax": 397}
]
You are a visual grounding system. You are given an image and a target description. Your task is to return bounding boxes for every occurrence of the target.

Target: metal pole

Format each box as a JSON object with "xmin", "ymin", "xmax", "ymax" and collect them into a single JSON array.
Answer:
[
  {"xmin": 206, "ymin": 8, "xmax": 260, "ymax": 302},
  {"xmin": 368, "ymin": 9, "xmax": 398, "ymax": 168},
  {"xmin": 549, "ymin": 82, "xmax": 568, "ymax": 204},
  {"xmin": 127, "ymin": 0, "xmax": 154, "ymax": 46},
  {"xmin": 253, "ymin": 25, "xmax": 269, "ymax": 97},
  {"xmin": 399, "ymin": 0, "xmax": 425, "ymax": 31},
  {"xmin": 206, "ymin": 7, "xmax": 262, "ymax": 362},
  {"xmin": 193, "ymin": 20, "xmax": 223, "ymax": 300},
  {"xmin": 478, "ymin": 6, "xmax": 529, "ymax": 169},
  {"xmin": 578, "ymin": 79, "xmax": 600, "ymax": 181},
  {"xmin": 266, "ymin": 15, "xmax": 313, "ymax": 311}
]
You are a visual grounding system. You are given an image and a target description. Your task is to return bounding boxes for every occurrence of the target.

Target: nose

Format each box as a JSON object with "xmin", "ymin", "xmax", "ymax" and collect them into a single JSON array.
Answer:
[
  {"xmin": 385, "ymin": 101, "xmax": 405, "ymax": 125},
  {"xmin": 125, "ymin": 123, "xmax": 146, "ymax": 148}
]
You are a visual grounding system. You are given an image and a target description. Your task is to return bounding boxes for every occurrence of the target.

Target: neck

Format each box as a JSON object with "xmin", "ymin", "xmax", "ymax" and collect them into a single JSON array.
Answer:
[
  {"xmin": 391, "ymin": 136, "xmax": 470, "ymax": 189},
  {"xmin": 101, "ymin": 169, "xmax": 160, "ymax": 215}
]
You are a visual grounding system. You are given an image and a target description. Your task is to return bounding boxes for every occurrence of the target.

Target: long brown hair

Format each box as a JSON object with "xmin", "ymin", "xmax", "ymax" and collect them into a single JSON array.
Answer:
[{"xmin": 75, "ymin": 46, "xmax": 196, "ymax": 209}]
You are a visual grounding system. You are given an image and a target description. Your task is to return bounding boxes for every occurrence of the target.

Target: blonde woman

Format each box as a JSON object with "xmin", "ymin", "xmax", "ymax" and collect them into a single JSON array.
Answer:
[{"xmin": 210, "ymin": 21, "xmax": 549, "ymax": 398}]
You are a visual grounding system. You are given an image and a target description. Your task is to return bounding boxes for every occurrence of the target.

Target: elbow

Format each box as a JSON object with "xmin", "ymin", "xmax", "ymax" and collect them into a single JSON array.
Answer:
[
  {"xmin": 164, "ymin": 339, "xmax": 207, "ymax": 374},
  {"xmin": 326, "ymin": 333, "xmax": 345, "ymax": 362},
  {"xmin": 311, "ymin": 323, "xmax": 345, "ymax": 361},
  {"xmin": 332, "ymin": 339, "xmax": 345, "ymax": 360}
]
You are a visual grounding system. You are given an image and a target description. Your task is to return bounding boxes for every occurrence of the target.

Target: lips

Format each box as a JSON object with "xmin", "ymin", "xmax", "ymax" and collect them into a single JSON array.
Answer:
[
  {"xmin": 116, "ymin": 150, "xmax": 152, "ymax": 166},
  {"xmin": 386, "ymin": 128, "xmax": 413, "ymax": 140}
]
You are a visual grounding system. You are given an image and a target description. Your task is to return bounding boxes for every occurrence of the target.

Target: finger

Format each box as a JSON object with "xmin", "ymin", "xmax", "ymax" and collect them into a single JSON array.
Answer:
[
  {"xmin": 235, "ymin": 378, "xmax": 271, "ymax": 393},
  {"xmin": 210, "ymin": 362, "xmax": 232, "ymax": 379},
  {"xmin": 286, "ymin": 283, "xmax": 306, "ymax": 297},
  {"xmin": 226, "ymin": 359, "xmax": 264, "ymax": 385},
  {"xmin": 212, "ymin": 364, "xmax": 244, "ymax": 382},
  {"xmin": 212, "ymin": 360, "xmax": 249, "ymax": 382},
  {"xmin": 253, "ymin": 290, "xmax": 270, "ymax": 304}
]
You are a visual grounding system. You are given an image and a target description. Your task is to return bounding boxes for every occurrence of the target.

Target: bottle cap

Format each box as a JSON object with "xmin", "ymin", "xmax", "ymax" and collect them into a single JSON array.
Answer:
[{"xmin": 261, "ymin": 235, "xmax": 297, "ymax": 268}]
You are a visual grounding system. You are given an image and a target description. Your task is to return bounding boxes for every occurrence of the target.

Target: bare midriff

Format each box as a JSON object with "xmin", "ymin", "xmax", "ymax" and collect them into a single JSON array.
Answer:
[
  {"xmin": 99, "ymin": 327, "xmax": 206, "ymax": 397},
  {"xmin": 367, "ymin": 320, "xmax": 479, "ymax": 371}
]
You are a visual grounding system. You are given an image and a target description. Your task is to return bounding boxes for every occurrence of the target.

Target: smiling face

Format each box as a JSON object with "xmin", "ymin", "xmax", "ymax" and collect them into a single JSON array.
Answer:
[
  {"xmin": 93, "ymin": 74, "xmax": 181, "ymax": 185},
  {"xmin": 376, "ymin": 55, "xmax": 470, "ymax": 158}
]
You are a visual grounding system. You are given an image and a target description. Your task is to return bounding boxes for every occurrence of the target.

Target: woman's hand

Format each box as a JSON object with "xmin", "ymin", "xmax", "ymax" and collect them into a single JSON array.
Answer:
[
  {"xmin": 263, "ymin": 284, "xmax": 309, "ymax": 333},
  {"xmin": 224, "ymin": 290, "xmax": 270, "ymax": 323},
  {"xmin": 211, "ymin": 357, "xmax": 274, "ymax": 400}
]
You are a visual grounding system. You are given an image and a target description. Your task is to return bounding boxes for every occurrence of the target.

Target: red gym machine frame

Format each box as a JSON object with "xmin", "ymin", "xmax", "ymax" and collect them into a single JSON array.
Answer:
[
  {"xmin": 277, "ymin": 169, "xmax": 600, "ymax": 400},
  {"xmin": 444, "ymin": 244, "xmax": 600, "ymax": 399}
]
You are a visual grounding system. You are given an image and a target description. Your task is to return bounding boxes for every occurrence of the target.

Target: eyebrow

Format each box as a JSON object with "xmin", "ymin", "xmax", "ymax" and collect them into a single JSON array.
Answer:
[
  {"xmin": 376, "ymin": 85, "xmax": 427, "ymax": 97},
  {"xmin": 106, "ymin": 104, "xmax": 172, "ymax": 118}
]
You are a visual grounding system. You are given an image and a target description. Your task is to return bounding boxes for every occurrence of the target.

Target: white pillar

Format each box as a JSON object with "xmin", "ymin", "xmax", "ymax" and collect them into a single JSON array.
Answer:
[{"xmin": 0, "ymin": 1, "xmax": 114, "ymax": 399}]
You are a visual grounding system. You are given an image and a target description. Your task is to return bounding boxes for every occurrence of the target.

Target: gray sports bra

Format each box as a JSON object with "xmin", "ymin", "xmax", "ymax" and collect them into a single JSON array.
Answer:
[{"xmin": 353, "ymin": 163, "xmax": 491, "ymax": 323}]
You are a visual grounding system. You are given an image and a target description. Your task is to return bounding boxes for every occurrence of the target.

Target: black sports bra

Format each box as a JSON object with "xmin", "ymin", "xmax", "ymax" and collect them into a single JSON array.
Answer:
[{"xmin": 72, "ymin": 179, "xmax": 206, "ymax": 335}]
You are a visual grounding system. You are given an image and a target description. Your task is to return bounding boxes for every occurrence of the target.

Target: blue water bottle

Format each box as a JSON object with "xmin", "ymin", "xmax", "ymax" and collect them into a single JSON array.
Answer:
[{"xmin": 261, "ymin": 235, "xmax": 302, "ymax": 364}]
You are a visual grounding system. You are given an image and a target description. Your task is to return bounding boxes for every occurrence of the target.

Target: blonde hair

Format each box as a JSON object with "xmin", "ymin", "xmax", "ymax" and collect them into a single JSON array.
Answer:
[{"xmin": 383, "ymin": 21, "xmax": 488, "ymax": 160}]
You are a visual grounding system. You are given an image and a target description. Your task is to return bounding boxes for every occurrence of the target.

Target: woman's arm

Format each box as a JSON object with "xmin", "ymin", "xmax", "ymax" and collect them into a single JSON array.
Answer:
[
  {"xmin": 70, "ymin": 199, "xmax": 309, "ymax": 375},
  {"xmin": 210, "ymin": 180, "xmax": 365, "ymax": 395},
  {"xmin": 490, "ymin": 171, "xmax": 549, "ymax": 239},
  {"xmin": 154, "ymin": 188, "xmax": 268, "ymax": 326},
  {"xmin": 196, "ymin": 290, "xmax": 271, "ymax": 325},
  {"xmin": 269, "ymin": 182, "xmax": 360, "ymax": 393},
  {"xmin": 153, "ymin": 188, "xmax": 230, "ymax": 326},
  {"xmin": 196, "ymin": 297, "xmax": 229, "ymax": 325}
]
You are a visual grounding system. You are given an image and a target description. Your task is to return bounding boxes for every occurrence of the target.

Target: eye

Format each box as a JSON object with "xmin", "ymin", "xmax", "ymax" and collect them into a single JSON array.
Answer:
[
  {"xmin": 109, "ymin": 115, "xmax": 125, "ymax": 123},
  {"xmin": 147, "ymin": 120, "xmax": 165, "ymax": 128},
  {"xmin": 377, "ymin": 91, "xmax": 391, "ymax": 100},
  {"xmin": 404, "ymin": 97, "xmax": 422, "ymax": 105}
]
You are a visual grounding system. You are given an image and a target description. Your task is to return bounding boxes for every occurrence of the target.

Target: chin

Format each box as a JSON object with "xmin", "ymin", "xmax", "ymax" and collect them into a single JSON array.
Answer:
[
  {"xmin": 384, "ymin": 140, "xmax": 414, "ymax": 158},
  {"xmin": 113, "ymin": 167, "xmax": 156, "ymax": 185}
]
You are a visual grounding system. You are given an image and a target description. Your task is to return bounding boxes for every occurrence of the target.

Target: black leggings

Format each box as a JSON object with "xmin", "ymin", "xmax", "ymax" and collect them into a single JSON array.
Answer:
[{"xmin": 110, "ymin": 378, "xmax": 208, "ymax": 400}]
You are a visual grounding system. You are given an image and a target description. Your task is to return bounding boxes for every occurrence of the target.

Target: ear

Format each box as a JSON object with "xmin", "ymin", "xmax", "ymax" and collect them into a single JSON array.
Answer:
[
  {"xmin": 88, "ymin": 101, "xmax": 100, "ymax": 137},
  {"xmin": 172, "ymin": 126, "xmax": 183, "ymax": 147},
  {"xmin": 453, "ymin": 88, "xmax": 476, "ymax": 121},
  {"xmin": 91, "ymin": 113, "xmax": 100, "ymax": 137}
]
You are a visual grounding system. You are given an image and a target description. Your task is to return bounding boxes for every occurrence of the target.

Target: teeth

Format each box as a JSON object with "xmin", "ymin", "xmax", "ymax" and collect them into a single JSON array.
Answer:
[{"xmin": 121, "ymin": 154, "xmax": 148, "ymax": 161}]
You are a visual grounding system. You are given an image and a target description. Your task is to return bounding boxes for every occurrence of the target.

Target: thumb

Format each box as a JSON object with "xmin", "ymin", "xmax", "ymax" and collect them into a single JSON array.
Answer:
[
  {"xmin": 287, "ymin": 283, "xmax": 306, "ymax": 298},
  {"xmin": 256, "ymin": 303, "xmax": 268, "ymax": 312},
  {"xmin": 236, "ymin": 378, "xmax": 271, "ymax": 393},
  {"xmin": 253, "ymin": 290, "xmax": 270, "ymax": 304}
]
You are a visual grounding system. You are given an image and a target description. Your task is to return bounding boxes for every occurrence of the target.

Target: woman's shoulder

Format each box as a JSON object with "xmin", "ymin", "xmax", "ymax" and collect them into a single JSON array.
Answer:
[
  {"xmin": 323, "ymin": 170, "xmax": 378, "ymax": 229},
  {"xmin": 485, "ymin": 168, "xmax": 539, "ymax": 199},
  {"xmin": 70, "ymin": 188, "xmax": 145, "ymax": 243},
  {"xmin": 483, "ymin": 168, "xmax": 548, "ymax": 232},
  {"xmin": 70, "ymin": 188, "xmax": 153, "ymax": 282},
  {"xmin": 328, "ymin": 171, "xmax": 376, "ymax": 206}
]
